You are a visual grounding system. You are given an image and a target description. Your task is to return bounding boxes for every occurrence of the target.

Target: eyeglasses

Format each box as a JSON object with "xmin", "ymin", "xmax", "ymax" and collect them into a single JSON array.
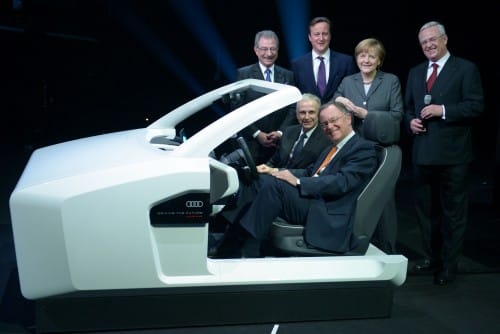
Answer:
[
  {"xmin": 419, "ymin": 34, "xmax": 444, "ymax": 46},
  {"xmin": 320, "ymin": 114, "xmax": 345, "ymax": 129},
  {"xmin": 256, "ymin": 47, "xmax": 278, "ymax": 53}
]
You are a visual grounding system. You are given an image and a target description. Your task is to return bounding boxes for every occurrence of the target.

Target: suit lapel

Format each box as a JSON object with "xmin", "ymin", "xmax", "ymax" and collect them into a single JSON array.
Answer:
[
  {"xmin": 353, "ymin": 73, "xmax": 366, "ymax": 98},
  {"xmin": 286, "ymin": 127, "xmax": 301, "ymax": 151},
  {"xmin": 326, "ymin": 57, "xmax": 336, "ymax": 92},
  {"xmin": 323, "ymin": 134, "xmax": 357, "ymax": 173},
  {"xmin": 366, "ymin": 72, "xmax": 383, "ymax": 98},
  {"xmin": 305, "ymin": 53, "xmax": 317, "ymax": 88},
  {"xmin": 251, "ymin": 64, "xmax": 264, "ymax": 80},
  {"xmin": 430, "ymin": 56, "xmax": 455, "ymax": 93},
  {"xmin": 418, "ymin": 62, "xmax": 428, "ymax": 92},
  {"xmin": 283, "ymin": 126, "xmax": 302, "ymax": 166},
  {"xmin": 274, "ymin": 67, "xmax": 284, "ymax": 83},
  {"xmin": 303, "ymin": 127, "xmax": 316, "ymax": 149}
]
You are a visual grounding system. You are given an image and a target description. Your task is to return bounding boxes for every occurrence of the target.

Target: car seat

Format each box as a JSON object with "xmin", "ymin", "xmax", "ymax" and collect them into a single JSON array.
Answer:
[{"xmin": 270, "ymin": 111, "xmax": 402, "ymax": 256}]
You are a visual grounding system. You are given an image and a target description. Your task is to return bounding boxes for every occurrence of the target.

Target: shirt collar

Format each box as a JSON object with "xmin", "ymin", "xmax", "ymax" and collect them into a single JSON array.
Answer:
[
  {"xmin": 312, "ymin": 49, "xmax": 330, "ymax": 62},
  {"xmin": 429, "ymin": 51, "xmax": 450, "ymax": 69},
  {"xmin": 335, "ymin": 130, "xmax": 355, "ymax": 150},
  {"xmin": 259, "ymin": 63, "xmax": 274, "ymax": 74},
  {"xmin": 303, "ymin": 125, "xmax": 318, "ymax": 138}
]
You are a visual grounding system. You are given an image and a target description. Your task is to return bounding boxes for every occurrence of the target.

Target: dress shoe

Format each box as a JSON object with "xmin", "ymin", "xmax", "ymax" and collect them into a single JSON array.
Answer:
[
  {"xmin": 434, "ymin": 267, "xmax": 457, "ymax": 286},
  {"xmin": 412, "ymin": 259, "xmax": 440, "ymax": 274}
]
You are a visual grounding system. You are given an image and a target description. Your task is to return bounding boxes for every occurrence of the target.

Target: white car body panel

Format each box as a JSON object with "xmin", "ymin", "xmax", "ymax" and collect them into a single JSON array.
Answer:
[{"xmin": 9, "ymin": 79, "xmax": 407, "ymax": 300}]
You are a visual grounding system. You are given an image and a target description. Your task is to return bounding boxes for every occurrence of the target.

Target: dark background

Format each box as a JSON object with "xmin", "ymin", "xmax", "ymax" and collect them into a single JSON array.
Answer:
[
  {"xmin": 0, "ymin": 0, "xmax": 498, "ymax": 195},
  {"xmin": 1, "ymin": 2, "xmax": 499, "ymax": 332}
]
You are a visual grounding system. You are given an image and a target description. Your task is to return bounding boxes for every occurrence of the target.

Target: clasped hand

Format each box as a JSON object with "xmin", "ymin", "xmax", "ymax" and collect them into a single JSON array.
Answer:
[{"xmin": 257, "ymin": 131, "xmax": 280, "ymax": 148}]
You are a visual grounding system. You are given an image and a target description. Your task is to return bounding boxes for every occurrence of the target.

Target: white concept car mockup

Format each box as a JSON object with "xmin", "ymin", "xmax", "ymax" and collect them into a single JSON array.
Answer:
[{"xmin": 10, "ymin": 79, "xmax": 407, "ymax": 331}]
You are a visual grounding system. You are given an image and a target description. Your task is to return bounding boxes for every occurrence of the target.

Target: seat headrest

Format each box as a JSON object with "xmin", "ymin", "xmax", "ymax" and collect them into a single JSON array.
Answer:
[{"xmin": 362, "ymin": 111, "xmax": 400, "ymax": 145}]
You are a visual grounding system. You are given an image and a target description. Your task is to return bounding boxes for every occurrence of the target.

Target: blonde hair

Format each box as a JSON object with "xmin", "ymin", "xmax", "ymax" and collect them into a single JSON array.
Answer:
[{"xmin": 354, "ymin": 38, "xmax": 386, "ymax": 68}]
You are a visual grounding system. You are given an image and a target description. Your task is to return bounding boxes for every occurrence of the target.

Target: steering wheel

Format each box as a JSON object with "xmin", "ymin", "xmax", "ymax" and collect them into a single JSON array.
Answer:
[{"xmin": 236, "ymin": 136, "xmax": 258, "ymax": 183}]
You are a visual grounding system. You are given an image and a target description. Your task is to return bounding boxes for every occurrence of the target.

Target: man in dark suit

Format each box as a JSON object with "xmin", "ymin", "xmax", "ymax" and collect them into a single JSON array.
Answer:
[
  {"xmin": 291, "ymin": 17, "xmax": 357, "ymax": 104},
  {"xmin": 260, "ymin": 93, "xmax": 330, "ymax": 172},
  {"xmin": 217, "ymin": 93, "xmax": 330, "ymax": 227},
  {"xmin": 215, "ymin": 101, "xmax": 377, "ymax": 258},
  {"xmin": 234, "ymin": 30, "xmax": 296, "ymax": 164},
  {"xmin": 404, "ymin": 21, "xmax": 484, "ymax": 285}
]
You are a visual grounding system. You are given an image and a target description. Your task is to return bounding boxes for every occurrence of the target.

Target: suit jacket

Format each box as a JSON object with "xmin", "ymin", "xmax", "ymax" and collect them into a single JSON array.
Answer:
[
  {"xmin": 290, "ymin": 134, "xmax": 377, "ymax": 252},
  {"xmin": 266, "ymin": 124, "xmax": 330, "ymax": 168},
  {"xmin": 232, "ymin": 63, "xmax": 297, "ymax": 163},
  {"xmin": 334, "ymin": 71, "xmax": 403, "ymax": 253},
  {"xmin": 404, "ymin": 55, "xmax": 484, "ymax": 165},
  {"xmin": 235, "ymin": 63, "xmax": 297, "ymax": 137},
  {"xmin": 291, "ymin": 50, "xmax": 357, "ymax": 104},
  {"xmin": 333, "ymin": 70, "xmax": 403, "ymax": 134},
  {"xmin": 220, "ymin": 124, "xmax": 329, "ymax": 224}
]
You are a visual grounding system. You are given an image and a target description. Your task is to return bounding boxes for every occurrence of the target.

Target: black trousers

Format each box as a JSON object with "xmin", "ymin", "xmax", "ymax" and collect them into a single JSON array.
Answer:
[
  {"xmin": 413, "ymin": 162, "xmax": 470, "ymax": 269},
  {"xmin": 240, "ymin": 174, "xmax": 310, "ymax": 240}
]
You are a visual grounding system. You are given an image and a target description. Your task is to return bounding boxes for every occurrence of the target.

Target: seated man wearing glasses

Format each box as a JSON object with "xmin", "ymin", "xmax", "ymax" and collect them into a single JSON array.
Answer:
[{"xmin": 213, "ymin": 101, "xmax": 378, "ymax": 258}]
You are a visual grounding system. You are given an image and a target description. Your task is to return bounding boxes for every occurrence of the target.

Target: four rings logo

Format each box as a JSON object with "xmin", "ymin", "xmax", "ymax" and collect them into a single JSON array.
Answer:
[{"xmin": 185, "ymin": 201, "xmax": 204, "ymax": 208}]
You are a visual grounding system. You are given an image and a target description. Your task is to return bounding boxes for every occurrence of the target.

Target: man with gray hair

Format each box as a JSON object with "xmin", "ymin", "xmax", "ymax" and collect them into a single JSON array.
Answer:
[
  {"xmin": 234, "ymin": 30, "xmax": 296, "ymax": 164},
  {"xmin": 404, "ymin": 21, "xmax": 484, "ymax": 285}
]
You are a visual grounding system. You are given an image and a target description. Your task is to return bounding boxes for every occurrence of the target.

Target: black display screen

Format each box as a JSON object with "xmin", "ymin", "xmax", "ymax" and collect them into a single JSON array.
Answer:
[{"xmin": 150, "ymin": 192, "xmax": 210, "ymax": 226}]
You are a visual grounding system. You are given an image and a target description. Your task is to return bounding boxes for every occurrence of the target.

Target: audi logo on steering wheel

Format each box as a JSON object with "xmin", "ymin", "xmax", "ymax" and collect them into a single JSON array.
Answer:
[{"xmin": 185, "ymin": 201, "xmax": 204, "ymax": 208}]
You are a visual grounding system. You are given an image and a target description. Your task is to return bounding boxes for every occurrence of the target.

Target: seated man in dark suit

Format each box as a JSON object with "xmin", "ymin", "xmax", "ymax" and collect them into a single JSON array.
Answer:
[
  {"xmin": 217, "ymin": 93, "xmax": 329, "ymax": 228},
  {"xmin": 214, "ymin": 101, "xmax": 378, "ymax": 258},
  {"xmin": 258, "ymin": 93, "xmax": 330, "ymax": 173}
]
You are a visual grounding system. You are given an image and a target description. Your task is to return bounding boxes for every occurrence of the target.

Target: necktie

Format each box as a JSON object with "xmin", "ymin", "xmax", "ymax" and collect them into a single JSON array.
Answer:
[
  {"xmin": 426, "ymin": 63, "xmax": 438, "ymax": 92},
  {"xmin": 265, "ymin": 68, "xmax": 271, "ymax": 82},
  {"xmin": 314, "ymin": 145, "xmax": 337, "ymax": 175},
  {"xmin": 287, "ymin": 133, "xmax": 307, "ymax": 167},
  {"xmin": 317, "ymin": 56, "xmax": 326, "ymax": 96}
]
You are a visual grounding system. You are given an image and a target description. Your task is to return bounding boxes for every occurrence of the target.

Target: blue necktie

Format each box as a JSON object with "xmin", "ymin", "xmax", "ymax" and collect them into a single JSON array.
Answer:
[
  {"xmin": 317, "ymin": 56, "xmax": 326, "ymax": 96},
  {"xmin": 287, "ymin": 133, "xmax": 307, "ymax": 167},
  {"xmin": 265, "ymin": 68, "xmax": 271, "ymax": 82}
]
